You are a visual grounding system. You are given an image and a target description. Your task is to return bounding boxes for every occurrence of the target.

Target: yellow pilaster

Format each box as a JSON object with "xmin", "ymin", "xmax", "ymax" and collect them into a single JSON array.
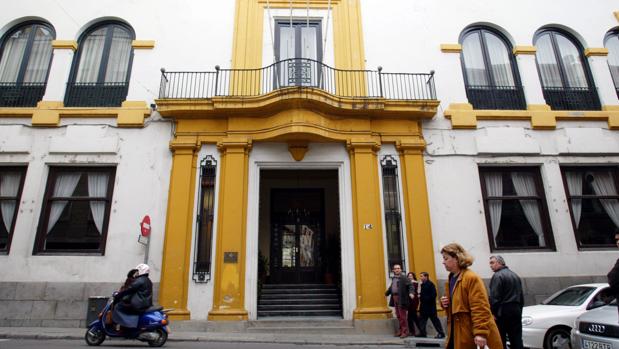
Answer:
[
  {"xmin": 348, "ymin": 140, "xmax": 392, "ymax": 320},
  {"xmin": 159, "ymin": 139, "xmax": 199, "ymax": 320},
  {"xmin": 208, "ymin": 138, "xmax": 252, "ymax": 321},
  {"xmin": 397, "ymin": 139, "xmax": 438, "ymax": 284}
]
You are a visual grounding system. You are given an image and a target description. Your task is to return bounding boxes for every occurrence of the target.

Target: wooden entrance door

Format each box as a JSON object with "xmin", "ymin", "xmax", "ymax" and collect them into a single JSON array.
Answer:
[{"xmin": 270, "ymin": 188, "xmax": 324, "ymax": 284}]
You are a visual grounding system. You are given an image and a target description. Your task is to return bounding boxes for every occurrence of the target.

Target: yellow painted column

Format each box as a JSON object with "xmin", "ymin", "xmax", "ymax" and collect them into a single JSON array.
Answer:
[
  {"xmin": 397, "ymin": 140, "xmax": 438, "ymax": 283},
  {"xmin": 159, "ymin": 139, "xmax": 199, "ymax": 320},
  {"xmin": 348, "ymin": 140, "xmax": 392, "ymax": 320},
  {"xmin": 208, "ymin": 138, "xmax": 252, "ymax": 320}
]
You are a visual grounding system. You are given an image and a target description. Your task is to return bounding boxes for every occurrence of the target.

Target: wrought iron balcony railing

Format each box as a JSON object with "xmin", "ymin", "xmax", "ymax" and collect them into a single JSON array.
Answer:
[
  {"xmin": 158, "ymin": 58, "xmax": 436, "ymax": 101},
  {"xmin": 542, "ymin": 86, "xmax": 601, "ymax": 111},
  {"xmin": 0, "ymin": 82, "xmax": 46, "ymax": 107},
  {"xmin": 64, "ymin": 82, "xmax": 129, "ymax": 107},
  {"xmin": 465, "ymin": 85, "xmax": 527, "ymax": 110}
]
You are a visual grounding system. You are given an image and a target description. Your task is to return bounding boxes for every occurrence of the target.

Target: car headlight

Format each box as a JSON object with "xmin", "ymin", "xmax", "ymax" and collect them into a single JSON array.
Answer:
[{"xmin": 522, "ymin": 316, "xmax": 533, "ymax": 326}]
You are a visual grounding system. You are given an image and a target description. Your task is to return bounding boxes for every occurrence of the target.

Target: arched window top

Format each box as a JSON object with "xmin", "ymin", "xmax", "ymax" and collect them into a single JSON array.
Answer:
[{"xmin": 0, "ymin": 21, "xmax": 55, "ymax": 83}]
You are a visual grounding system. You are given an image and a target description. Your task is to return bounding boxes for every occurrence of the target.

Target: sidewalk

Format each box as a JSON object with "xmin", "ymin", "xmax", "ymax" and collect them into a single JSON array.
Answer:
[{"xmin": 0, "ymin": 326, "xmax": 445, "ymax": 347}]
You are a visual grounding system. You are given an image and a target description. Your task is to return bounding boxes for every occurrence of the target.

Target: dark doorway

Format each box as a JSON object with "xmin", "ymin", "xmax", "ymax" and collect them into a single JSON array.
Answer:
[{"xmin": 270, "ymin": 188, "xmax": 324, "ymax": 283}]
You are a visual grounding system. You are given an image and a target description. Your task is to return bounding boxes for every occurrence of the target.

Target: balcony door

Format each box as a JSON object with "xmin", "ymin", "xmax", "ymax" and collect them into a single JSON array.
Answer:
[{"xmin": 274, "ymin": 20, "xmax": 322, "ymax": 88}]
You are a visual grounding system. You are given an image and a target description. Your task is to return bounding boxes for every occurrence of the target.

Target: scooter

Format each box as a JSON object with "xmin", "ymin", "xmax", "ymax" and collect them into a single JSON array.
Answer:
[{"xmin": 85, "ymin": 295, "xmax": 170, "ymax": 347}]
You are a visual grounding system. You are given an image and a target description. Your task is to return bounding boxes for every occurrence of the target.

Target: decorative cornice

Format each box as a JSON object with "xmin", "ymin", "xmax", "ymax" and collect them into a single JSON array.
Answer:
[
  {"xmin": 51, "ymin": 40, "xmax": 77, "ymax": 51},
  {"xmin": 132, "ymin": 40, "xmax": 155, "ymax": 49},
  {"xmin": 440, "ymin": 44, "xmax": 462, "ymax": 53},
  {"xmin": 584, "ymin": 48, "xmax": 609, "ymax": 57},
  {"xmin": 513, "ymin": 46, "xmax": 537, "ymax": 55}
]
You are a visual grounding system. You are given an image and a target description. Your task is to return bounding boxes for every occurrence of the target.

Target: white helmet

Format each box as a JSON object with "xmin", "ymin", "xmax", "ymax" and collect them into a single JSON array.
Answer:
[{"xmin": 135, "ymin": 263, "xmax": 150, "ymax": 276}]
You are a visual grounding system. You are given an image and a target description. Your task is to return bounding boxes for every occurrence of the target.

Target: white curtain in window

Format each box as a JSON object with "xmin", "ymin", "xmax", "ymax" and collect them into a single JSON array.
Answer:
[
  {"xmin": 47, "ymin": 172, "xmax": 81, "ymax": 234},
  {"xmin": 511, "ymin": 172, "xmax": 546, "ymax": 246},
  {"xmin": 301, "ymin": 26, "xmax": 317, "ymax": 87},
  {"xmin": 23, "ymin": 26, "xmax": 53, "ymax": 83},
  {"xmin": 75, "ymin": 27, "xmax": 106, "ymax": 83},
  {"xmin": 462, "ymin": 32, "xmax": 488, "ymax": 86},
  {"xmin": 565, "ymin": 171, "xmax": 583, "ymax": 228},
  {"xmin": 0, "ymin": 172, "xmax": 21, "ymax": 233},
  {"xmin": 87, "ymin": 172, "xmax": 108, "ymax": 234},
  {"xmin": 278, "ymin": 25, "xmax": 295, "ymax": 87},
  {"xmin": 535, "ymin": 34, "xmax": 562, "ymax": 87},
  {"xmin": 103, "ymin": 27, "xmax": 132, "ymax": 83},
  {"xmin": 484, "ymin": 32, "xmax": 515, "ymax": 86},
  {"xmin": 590, "ymin": 171, "xmax": 619, "ymax": 228},
  {"xmin": 0, "ymin": 27, "xmax": 30, "ymax": 82},
  {"xmin": 555, "ymin": 34, "xmax": 588, "ymax": 88},
  {"xmin": 605, "ymin": 34, "xmax": 619, "ymax": 90},
  {"xmin": 484, "ymin": 172, "xmax": 503, "ymax": 241}
]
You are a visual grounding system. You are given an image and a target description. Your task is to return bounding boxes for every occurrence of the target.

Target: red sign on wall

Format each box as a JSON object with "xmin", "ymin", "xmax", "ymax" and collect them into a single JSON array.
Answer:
[{"xmin": 140, "ymin": 215, "xmax": 151, "ymax": 237}]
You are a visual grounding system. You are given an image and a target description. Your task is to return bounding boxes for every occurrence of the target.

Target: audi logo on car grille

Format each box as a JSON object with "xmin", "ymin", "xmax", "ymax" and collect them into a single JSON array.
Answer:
[{"xmin": 588, "ymin": 324, "xmax": 606, "ymax": 333}]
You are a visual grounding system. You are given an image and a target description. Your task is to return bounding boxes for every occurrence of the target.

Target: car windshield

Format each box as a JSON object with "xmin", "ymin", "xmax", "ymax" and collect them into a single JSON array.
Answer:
[{"xmin": 545, "ymin": 287, "xmax": 596, "ymax": 306}]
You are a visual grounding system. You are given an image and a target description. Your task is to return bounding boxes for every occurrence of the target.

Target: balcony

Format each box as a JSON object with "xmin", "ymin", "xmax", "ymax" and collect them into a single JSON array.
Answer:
[
  {"xmin": 0, "ymin": 82, "xmax": 46, "ymax": 107},
  {"xmin": 64, "ymin": 82, "xmax": 129, "ymax": 107},
  {"xmin": 542, "ymin": 86, "xmax": 601, "ymax": 111},
  {"xmin": 156, "ymin": 59, "xmax": 438, "ymax": 118},
  {"xmin": 465, "ymin": 85, "xmax": 526, "ymax": 110}
]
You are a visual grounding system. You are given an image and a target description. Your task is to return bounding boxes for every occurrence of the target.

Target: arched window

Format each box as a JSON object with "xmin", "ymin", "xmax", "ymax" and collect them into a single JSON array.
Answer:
[
  {"xmin": 534, "ymin": 29, "xmax": 600, "ymax": 110},
  {"xmin": 65, "ymin": 21, "xmax": 134, "ymax": 107},
  {"xmin": 605, "ymin": 29, "xmax": 619, "ymax": 98},
  {"xmin": 460, "ymin": 26, "xmax": 525, "ymax": 110},
  {"xmin": 0, "ymin": 21, "xmax": 54, "ymax": 107}
]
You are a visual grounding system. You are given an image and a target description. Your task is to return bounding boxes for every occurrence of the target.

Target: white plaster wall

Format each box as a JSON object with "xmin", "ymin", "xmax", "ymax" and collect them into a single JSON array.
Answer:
[{"xmin": 0, "ymin": 116, "xmax": 173, "ymax": 283}]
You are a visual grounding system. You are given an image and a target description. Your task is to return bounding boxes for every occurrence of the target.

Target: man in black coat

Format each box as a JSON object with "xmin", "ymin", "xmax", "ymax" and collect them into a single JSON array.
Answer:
[
  {"xmin": 607, "ymin": 233, "xmax": 619, "ymax": 321},
  {"xmin": 417, "ymin": 272, "xmax": 445, "ymax": 338},
  {"xmin": 489, "ymin": 255, "xmax": 524, "ymax": 349},
  {"xmin": 385, "ymin": 264, "xmax": 414, "ymax": 338},
  {"xmin": 113, "ymin": 263, "xmax": 153, "ymax": 328}
]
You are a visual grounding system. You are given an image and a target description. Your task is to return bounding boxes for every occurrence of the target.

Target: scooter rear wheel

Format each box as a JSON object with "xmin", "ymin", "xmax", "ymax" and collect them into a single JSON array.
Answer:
[
  {"xmin": 147, "ymin": 328, "xmax": 168, "ymax": 347},
  {"xmin": 84, "ymin": 328, "xmax": 106, "ymax": 346}
]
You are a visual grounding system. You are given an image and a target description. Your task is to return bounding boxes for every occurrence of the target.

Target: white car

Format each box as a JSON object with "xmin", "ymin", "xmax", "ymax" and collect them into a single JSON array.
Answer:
[{"xmin": 522, "ymin": 283, "xmax": 611, "ymax": 349}]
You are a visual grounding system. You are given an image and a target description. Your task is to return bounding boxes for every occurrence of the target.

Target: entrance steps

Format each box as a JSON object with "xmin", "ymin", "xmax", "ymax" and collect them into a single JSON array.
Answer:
[
  {"xmin": 258, "ymin": 283, "xmax": 342, "ymax": 317},
  {"xmin": 247, "ymin": 318, "xmax": 356, "ymax": 334}
]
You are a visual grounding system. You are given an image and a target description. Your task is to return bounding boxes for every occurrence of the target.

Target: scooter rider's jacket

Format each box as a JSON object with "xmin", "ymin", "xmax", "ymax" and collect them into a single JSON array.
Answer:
[{"xmin": 114, "ymin": 274, "xmax": 153, "ymax": 311}]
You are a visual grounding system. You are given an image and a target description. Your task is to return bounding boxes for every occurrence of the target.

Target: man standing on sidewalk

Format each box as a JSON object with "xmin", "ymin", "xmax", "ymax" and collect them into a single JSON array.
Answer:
[
  {"xmin": 489, "ymin": 255, "xmax": 524, "ymax": 349},
  {"xmin": 385, "ymin": 264, "xmax": 414, "ymax": 338},
  {"xmin": 417, "ymin": 272, "xmax": 445, "ymax": 338}
]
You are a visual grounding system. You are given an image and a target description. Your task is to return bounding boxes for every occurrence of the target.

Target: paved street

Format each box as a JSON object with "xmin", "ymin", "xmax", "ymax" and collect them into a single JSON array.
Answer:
[{"xmin": 0, "ymin": 338, "xmax": 408, "ymax": 349}]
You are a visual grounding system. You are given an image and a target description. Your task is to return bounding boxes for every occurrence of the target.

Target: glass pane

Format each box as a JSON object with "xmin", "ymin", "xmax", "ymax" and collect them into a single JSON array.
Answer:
[
  {"xmin": 279, "ymin": 26, "xmax": 295, "ymax": 61},
  {"xmin": 76, "ymin": 27, "xmax": 107, "ymax": 83},
  {"xmin": 607, "ymin": 33, "xmax": 619, "ymax": 89},
  {"xmin": 462, "ymin": 32, "xmax": 488, "ymax": 86},
  {"xmin": 545, "ymin": 287, "xmax": 595, "ymax": 306},
  {"xmin": 484, "ymin": 31, "xmax": 515, "ymax": 86},
  {"xmin": 301, "ymin": 26, "xmax": 317, "ymax": 60},
  {"xmin": 299, "ymin": 225, "xmax": 314, "ymax": 267},
  {"xmin": 576, "ymin": 198, "xmax": 617, "ymax": 246},
  {"xmin": 555, "ymin": 34, "xmax": 588, "ymax": 88},
  {"xmin": 104, "ymin": 26, "xmax": 132, "ymax": 82},
  {"xmin": 535, "ymin": 34, "xmax": 562, "ymax": 87},
  {"xmin": 23, "ymin": 26, "xmax": 53, "ymax": 83},
  {"xmin": 281, "ymin": 224, "xmax": 296, "ymax": 268},
  {"xmin": 45, "ymin": 200, "xmax": 102, "ymax": 250},
  {"xmin": 494, "ymin": 199, "xmax": 543, "ymax": 248},
  {"xmin": 0, "ymin": 26, "xmax": 31, "ymax": 82}
]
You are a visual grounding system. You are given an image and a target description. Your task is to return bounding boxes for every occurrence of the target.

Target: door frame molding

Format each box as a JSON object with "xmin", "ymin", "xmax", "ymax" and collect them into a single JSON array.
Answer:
[{"xmin": 245, "ymin": 157, "xmax": 356, "ymax": 320}]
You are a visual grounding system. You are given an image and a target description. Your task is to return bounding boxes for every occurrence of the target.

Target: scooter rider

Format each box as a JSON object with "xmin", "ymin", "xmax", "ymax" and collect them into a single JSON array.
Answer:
[{"xmin": 112, "ymin": 263, "xmax": 153, "ymax": 328}]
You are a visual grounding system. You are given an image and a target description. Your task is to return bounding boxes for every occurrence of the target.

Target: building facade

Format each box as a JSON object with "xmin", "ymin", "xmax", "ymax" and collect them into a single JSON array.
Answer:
[{"xmin": 0, "ymin": 0, "xmax": 618, "ymax": 327}]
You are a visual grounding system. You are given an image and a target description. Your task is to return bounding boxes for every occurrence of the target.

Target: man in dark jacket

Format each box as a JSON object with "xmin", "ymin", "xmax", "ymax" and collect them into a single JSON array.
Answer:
[
  {"xmin": 489, "ymin": 255, "xmax": 524, "ymax": 349},
  {"xmin": 385, "ymin": 264, "xmax": 414, "ymax": 338},
  {"xmin": 112, "ymin": 263, "xmax": 153, "ymax": 328},
  {"xmin": 418, "ymin": 272, "xmax": 445, "ymax": 338},
  {"xmin": 607, "ymin": 233, "xmax": 619, "ymax": 321}
]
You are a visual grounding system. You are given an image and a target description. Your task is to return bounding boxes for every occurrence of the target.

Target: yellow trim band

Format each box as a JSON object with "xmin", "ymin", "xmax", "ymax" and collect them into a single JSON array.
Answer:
[
  {"xmin": 584, "ymin": 48, "xmax": 609, "ymax": 57},
  {"xmin": 51, "ymin": 40, "xmax": 77, "ymax": 51},
  {"xmin": 513, "ymin": 46, "xmax": 537, "ymax": 55},
  {"xmin": 440, "ymin": 44, "xmax": 462, "ymax": 53},
  {"xmin": 132, "ymin": 40, "xmax": 155, "ymax": 49},
  {"xmin": 614, "ymin": 11, "xmax": 619, "ymax": 22}
]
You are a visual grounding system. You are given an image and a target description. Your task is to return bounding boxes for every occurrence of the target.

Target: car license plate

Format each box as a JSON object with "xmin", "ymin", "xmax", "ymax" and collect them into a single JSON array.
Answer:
[{"xmin": 583, "ymin": 339, "xmax": 611, "ymax": 349}]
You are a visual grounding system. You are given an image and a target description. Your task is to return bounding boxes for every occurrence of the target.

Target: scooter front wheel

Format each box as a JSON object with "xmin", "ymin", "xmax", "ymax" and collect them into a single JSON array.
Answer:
[
  {"xmin": 85, "ymin": 327, "xmax": 106, "ymax": 346},
  {"xmin": 147, "ymin": 328, "xmax": 168, "ymax": 347}
]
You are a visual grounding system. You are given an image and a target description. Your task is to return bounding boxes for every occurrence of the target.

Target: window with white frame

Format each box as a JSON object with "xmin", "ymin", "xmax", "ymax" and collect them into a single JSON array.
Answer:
[
  {"xmin": 34, "ymin": 167, "xmax": 116, "ymax": 254},
  {"xmin": 605, "ymin": 29, "xmax": 619, "ymax": 98},
  {"xmin": 479, "ymin": 167, "xmax": 554, "ymax": 251},
  {"xmin": 561, "ymin": 166, "xmax": 619, "ymax": 249},
  {"xmin": 0, "ymin": 167, "xmax": 27, "ymax": 253}
]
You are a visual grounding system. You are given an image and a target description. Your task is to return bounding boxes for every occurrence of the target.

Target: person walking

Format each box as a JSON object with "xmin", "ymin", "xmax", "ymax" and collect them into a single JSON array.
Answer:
[
  {"xmin": 385, "ymin": 264, "xmax": 414, "ymax": 338},
  {"xmin": 607, "ymin": 232, "xmax": 619, "ymax": 321},
  {"xmin": 407, "ymin": 272, "xmax": 421, "ymax": 336},
  {"xmin": 440, "ymin": 243, "xmax": 502, "ymax": 349},
  {"xmin": 417, "ymin": 271, "xmax": 445, "ymax": 338},
  {"xmin": 489, "ymin": 255, "xmax": 524, "ymax": 349}
]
